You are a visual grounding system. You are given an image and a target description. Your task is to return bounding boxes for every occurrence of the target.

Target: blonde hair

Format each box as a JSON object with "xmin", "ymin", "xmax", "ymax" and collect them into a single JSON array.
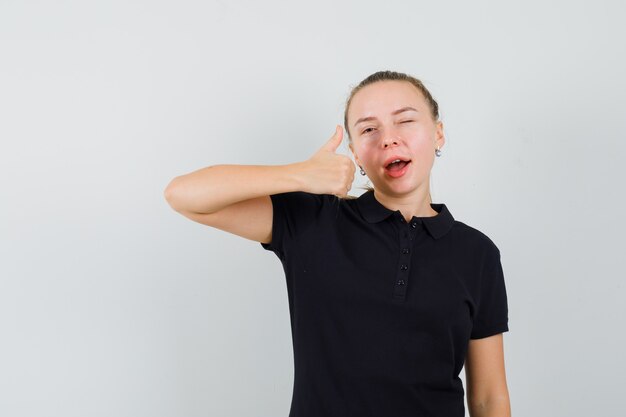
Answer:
[{"xmin": 342, "ymin": 70, "xmax": 441, "ymax": 202}]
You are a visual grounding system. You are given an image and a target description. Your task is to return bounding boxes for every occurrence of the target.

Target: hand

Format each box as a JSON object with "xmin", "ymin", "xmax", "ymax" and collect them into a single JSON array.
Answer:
[{"xmin": 298, "ymin": 125, "xmax": 356, "ymax": 198}]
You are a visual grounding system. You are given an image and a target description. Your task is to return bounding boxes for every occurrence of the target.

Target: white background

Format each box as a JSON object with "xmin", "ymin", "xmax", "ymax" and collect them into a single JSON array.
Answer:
[{"xmin": 1, "ymin": 0, "xmax": 625, "ymax": 416}]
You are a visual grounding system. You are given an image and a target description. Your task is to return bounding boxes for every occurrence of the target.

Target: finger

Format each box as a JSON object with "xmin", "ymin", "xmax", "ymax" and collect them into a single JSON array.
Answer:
[{"xmin": 320, "ymin": 125, "xmax": 343, "ymax": 153}]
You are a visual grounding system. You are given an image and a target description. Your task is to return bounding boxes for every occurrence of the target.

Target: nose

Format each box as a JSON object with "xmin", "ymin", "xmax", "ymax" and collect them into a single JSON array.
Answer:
[{"xmin": 382, "ymin": 136, "xmax": 399, "ymax": 148}]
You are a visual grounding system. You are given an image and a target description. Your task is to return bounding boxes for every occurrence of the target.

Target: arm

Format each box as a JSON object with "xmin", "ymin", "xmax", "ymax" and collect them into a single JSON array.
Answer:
[
  {"xmin": 162, "ymin": 126, "xmax": 354, "ymax": 244},
  {"xmin": 163, "ymin": 125, "xmax": 351, "ymax": 215},
  {"xmin": 163, "ymin": 163, "xmax": 306, "ymax": 215},
  {"xmin": 465, "ymin": 333, "xmax": 511, "ymax": 417},
  {"xmin": 163, "ymin": 163, "xmax": 309, "ymax": 244}
]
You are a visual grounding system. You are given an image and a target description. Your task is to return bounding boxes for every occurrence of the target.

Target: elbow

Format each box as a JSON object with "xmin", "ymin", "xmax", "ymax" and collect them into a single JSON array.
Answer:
[
  {"xmin": 468, "ymin": 393, "xmax": 511, "ymax": 417},
  {"xmin": 163, "ymin": 177, "xmax": 182, "ymax": 210}
]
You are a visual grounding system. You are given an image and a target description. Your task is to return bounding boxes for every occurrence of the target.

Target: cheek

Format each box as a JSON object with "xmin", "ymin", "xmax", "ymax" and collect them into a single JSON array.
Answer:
[
  {"xmin": 413, "ymin": 154, "xmax": 434, "ymax": 174},
  {"xmin": 411, "ymin": 132, "xmax": 436, "ymax": 154},
  {"xmin": 413, "ymin": 142, "xmax": 433, "ymax": 158},
  {"xmin": 354, "ymin": 142, "xmax": 376, "ymax": 162},
  {"xmin": 409, "ymin": 140, "xmax": 436, "ymax": 169}
]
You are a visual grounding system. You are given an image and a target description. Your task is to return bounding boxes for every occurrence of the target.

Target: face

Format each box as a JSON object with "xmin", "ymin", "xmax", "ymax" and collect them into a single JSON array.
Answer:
[{"xmin": 348, "ymin": 80, "xmax": 445, "ymax": 196}]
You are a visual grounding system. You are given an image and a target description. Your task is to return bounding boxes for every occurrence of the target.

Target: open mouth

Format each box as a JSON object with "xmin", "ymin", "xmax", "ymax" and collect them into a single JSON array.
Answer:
[{"xmin": 385, "ymin": 159, "xmax": 411, "ymax": 172}]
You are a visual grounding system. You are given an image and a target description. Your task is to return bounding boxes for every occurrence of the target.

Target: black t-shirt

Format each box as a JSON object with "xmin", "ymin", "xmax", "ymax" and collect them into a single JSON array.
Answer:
[{"xmin": 260, "ymin": 189, "xmax": 509, "ymax": 417}]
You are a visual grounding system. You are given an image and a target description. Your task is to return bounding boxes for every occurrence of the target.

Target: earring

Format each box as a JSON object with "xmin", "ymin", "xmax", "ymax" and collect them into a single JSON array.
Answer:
[
  {"xmin": 359, "ymin": 166, "xmax": 366, "ymax": 176},
  {"xmin": 435, "ymin": 146, "xmax": 442, "ymax": 157}
]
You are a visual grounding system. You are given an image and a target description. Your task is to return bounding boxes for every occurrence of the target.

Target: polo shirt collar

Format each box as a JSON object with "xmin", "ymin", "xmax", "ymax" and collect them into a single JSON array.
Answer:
[{"xmin": 355, "ymin": 190, "xmax": 454, "ymax": 239}]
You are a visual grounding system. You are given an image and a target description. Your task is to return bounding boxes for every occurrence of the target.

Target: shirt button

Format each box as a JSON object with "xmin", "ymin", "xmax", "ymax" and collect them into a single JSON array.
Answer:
[
  {"xmin": 411, "ymin": 222, "xmax": 417, "ymax": 228},
  {"xmin": 396, "ymin": 279, "xmax": 405, "ymax": 286},
  {"xmin": 402, "ymin": 248, "xmax": 410, "ymax": 254},
  {"xmin": 400, "ymin": 264, "xmax": 408, "ymax": 270}
]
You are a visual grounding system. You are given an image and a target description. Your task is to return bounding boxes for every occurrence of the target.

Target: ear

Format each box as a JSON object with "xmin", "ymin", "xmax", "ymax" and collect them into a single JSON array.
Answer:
[{"xmin": 435, "ymin": 120, "xmax": 445, "ymax": 149}]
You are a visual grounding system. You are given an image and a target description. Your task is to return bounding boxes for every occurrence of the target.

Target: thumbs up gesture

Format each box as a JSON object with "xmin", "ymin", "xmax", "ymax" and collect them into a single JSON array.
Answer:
[{"xmin": 298, "ymin": 125, "xmax": 356, "ymax": 198}]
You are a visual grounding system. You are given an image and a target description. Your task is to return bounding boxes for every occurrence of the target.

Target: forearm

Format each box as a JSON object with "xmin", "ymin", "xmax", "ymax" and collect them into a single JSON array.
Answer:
[
  {"xmin": 468, "ymin": 395, "xmax": 511, "ymax": 417},
  {"xmin": 164, "ymin": 163, "xmax": 306, "ymax": 214}
]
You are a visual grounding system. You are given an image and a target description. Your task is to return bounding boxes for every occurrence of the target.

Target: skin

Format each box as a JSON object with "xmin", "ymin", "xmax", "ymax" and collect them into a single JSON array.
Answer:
[
  {"xmin": 347, "ymin": 80, "xmax": 511, "ymax": 416},
  {"xmin": 347, "ymin": 80, "xmax": 445, "ymax": 221},
  {"xmin": 465, "ymin": 333, "xmax": 511, "ymax": 416}
]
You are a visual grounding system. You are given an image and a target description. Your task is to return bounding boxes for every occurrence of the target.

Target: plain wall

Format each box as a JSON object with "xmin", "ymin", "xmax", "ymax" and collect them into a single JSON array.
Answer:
[{"xmin": 1, "ymin": 0, "xmax": 625, "ymax": 416}]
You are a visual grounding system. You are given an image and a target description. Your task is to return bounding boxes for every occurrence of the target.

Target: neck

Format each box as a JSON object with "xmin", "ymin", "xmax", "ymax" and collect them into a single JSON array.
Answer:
[{"xmin": 373, "ymin": 187, "xmax": 438, "ymax": 220}]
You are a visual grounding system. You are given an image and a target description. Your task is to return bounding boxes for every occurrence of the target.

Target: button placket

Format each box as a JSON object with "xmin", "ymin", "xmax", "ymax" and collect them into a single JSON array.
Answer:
[{"xmin": 393, "ymin": 213, "xmax": 413, "ymax": 302}]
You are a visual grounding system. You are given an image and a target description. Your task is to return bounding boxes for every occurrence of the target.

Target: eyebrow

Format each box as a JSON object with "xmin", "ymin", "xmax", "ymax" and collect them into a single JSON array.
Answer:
[{"xmin": 353, "ymin": 106, "xmax": 419, "ymax": 127}]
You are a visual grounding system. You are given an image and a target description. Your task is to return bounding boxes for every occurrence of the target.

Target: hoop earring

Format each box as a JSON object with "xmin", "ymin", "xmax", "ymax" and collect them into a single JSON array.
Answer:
[
  {"xmin": 435, "ymin": 146, "xmax": 442, "ymax": 157},
  {"xmin": 359, "ymin": 166, "xmax": 366, "ymax": 176}
]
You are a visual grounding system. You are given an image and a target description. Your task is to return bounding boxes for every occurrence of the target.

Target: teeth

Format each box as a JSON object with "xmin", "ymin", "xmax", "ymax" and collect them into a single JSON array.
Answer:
[{"xmin": 386, "ymin": 158, "xmax": 409, "ymax": 168}]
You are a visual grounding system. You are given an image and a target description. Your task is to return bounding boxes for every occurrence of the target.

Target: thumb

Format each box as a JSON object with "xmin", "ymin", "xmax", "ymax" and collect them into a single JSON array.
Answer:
[{"xmin": 320, "ymin": 125, "xmax": 343, "ymax": 153}]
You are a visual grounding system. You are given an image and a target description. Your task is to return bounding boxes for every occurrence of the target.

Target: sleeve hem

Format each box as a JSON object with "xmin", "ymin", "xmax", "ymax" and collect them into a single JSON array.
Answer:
[
  {"xmin": 470, "ymin": 322, "xmax": 509, "ymax": 339},
  {"xmin": 259, "ymin": 193, "xmax": 285, "ymax": 260}
]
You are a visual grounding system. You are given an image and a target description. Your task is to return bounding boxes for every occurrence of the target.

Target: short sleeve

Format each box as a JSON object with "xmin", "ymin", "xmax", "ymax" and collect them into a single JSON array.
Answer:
[
  {"xmin": 470, "ymin": 245, "xmax": 510, "ymax": 339},
  {"xmin": 260, "ymin": 191, "xmax": 328, "ymax": 261}
]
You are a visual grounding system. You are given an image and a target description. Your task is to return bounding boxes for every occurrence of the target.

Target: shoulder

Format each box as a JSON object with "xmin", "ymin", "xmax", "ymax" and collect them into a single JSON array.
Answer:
[
  {"xmin": 279, "ymin": 191, "xmax": 358, "ymax": 210},
  {"xmin": 269, "ymin": 191, "xmax": 344, "ymax": 221},
  {"xmin": 449, "ymin": 220, "xmax": 506, "ymax": 287},
  {"xmin": 271, "ymin": 191, "xmax": 337, "ymax": 207},
  {"xmin": 449, "ymin": 219, "xmax": 501, "ymax": 256}
]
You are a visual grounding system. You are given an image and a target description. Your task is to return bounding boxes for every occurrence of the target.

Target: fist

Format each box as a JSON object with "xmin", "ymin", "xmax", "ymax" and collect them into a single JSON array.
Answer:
[{"xmin": 299, "ymin": 125, "xmax": 356, "ymax": 198}]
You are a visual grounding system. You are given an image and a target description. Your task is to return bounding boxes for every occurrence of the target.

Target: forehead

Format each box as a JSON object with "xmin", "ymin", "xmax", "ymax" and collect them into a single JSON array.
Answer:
[{"xmin": 349, "ymin": 80, "xmax": 425, "ymax": 120}]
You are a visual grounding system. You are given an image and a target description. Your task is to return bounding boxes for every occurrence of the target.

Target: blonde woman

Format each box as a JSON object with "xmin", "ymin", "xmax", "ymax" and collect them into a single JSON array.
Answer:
[{"xmin": 164, "ymin": 70, "xmax": 511, "ymax": 417}]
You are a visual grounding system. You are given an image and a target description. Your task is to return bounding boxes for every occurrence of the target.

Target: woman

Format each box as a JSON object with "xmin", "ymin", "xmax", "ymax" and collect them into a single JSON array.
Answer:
[{"xmin": 164, "ymin": 70, "xmax": 511, "ymax": 417}]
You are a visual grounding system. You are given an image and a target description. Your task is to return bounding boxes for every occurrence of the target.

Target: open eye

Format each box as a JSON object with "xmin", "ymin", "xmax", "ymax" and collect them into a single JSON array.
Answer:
[{"xmin": 362, "ymin": 127, "xmax": 375, "ymax": 134}]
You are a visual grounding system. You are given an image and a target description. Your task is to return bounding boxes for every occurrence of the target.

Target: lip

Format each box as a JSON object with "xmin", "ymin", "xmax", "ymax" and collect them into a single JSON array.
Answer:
[
  {"xmin": 384, "ymin": 160, "xmax": 411, "ymax": 178},
  {"xmin": 383, "ymin": 155, "xmax": 412, "ymax": 168}
]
